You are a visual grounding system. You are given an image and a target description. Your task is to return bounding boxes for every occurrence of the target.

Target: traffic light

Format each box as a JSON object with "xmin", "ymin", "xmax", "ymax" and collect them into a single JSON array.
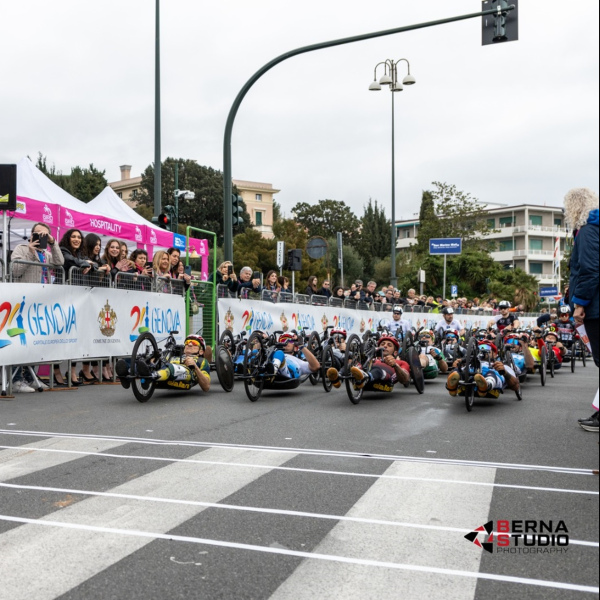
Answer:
[
  {"xmin": 232, "ymin": 193, "xmax": 243, "ymax": 228},
  {"xmin": 287, "ymin": 249, "xmax": 302, "ymax": 271},
  {"xmin": 157, "ymin": 212, "xmax": 170, "ymax": 230},
  {"xmin": 482, "ymin": 0, "xmax": 518, "ymax": 45}
]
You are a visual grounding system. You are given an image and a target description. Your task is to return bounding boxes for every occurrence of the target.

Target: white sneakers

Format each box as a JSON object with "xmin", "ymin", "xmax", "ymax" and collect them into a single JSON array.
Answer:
[{"xmin": 13, "ymin": 381, "xmax": 36, "ymax": 393}]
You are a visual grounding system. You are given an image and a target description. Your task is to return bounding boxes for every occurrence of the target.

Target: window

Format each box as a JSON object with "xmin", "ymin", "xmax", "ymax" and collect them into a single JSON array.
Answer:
[
  {"xmin": 487, "ymin": 218, "xmax": 495, "ymax": 229},
  {"xmin": 503, "ymin": 263, "xmax": 514, "ymax": 270},
  {"xmin": 117, "ymin": 192, "xmax": 123, "ymax": 199},
  {"xmin": 529, "ymin": 238, "xmax": 543, "ymax": 251},
  {"xmin": 403, "ymin": 230, "xmax": 411, "ymax": 238},
  {"xmin": 255, "ymin": 211, "xmax": 263, "ymax": 226},
  {"xmin": 529, "ymin": 215, "xmax": 543, "ymax": 226},
  {"xmin": 255, "ymin": 193, "xmax": 262, "ymax": 201},
  {"xmin": 529, "ymin": 262, "xmax": 543, "ymax": 274},
  {"xmin": 499, "ymin": 217, "xmax": 514, "ymax": 227},
  {"xmin": 554, "ymin": 218, "xmax": 562, "ymax": 227},
  {"xmin": 499, "ymin": 240, "xmax": 514, "ymax": 252}
]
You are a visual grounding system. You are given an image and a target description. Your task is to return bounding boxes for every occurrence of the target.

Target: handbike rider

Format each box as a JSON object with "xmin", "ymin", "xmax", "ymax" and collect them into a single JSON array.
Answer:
[
  {"xmin": 417, "ymin": 329, "xmax": 449, "ymax": 380},
  {"xmin": 265, "ymin": 332, "xmax": 321, "ymax": 380},
  {"xmin": 132, "ymin": 334, "xmax": 211, "ymax": 392},
  {"xmin": 434, "ymin": 307, "xmax": 465, "ymax": 338},
  {"xmin": 327, "ymin": 335, "xmax": 410, "ymax": 392},
  {"xmin": 384, "ymin": 305, "xmax": 412, "ymax": 337},
  {"xmin": 489, "ymin": 300, "xmax": 520, "ymax": 332}
]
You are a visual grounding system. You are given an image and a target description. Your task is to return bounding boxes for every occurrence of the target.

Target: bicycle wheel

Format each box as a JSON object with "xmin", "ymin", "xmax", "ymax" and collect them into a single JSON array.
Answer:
[
  {"xmin": 344, "ymin": 334, "xmax": 364, "ymax": 404},
  {"xmin": 408, "ymin": 347, "xmax": 425, "ymax": 394},
  {"xmin": 465, "ymin": 383, "xmax": 475, "ymax": 412},
  {"xmin": 307, "ymin": 331, "xmax": 322, "ymax": 386},
  {"xmin": 539, "ymin": 344, "xmax": 547, "ymax": 387},
  {"xmin": 215, "ymin": 345, "xmax": 235, "ymax": 392},
  {"xmin": 462, "ymin": 338, "xmax": 478, "ymax": 412},
  {"xmin": 571, "ymin": 343, "xmax": 576, "ymax": 373},
  {"xmin": 549, "ymin": 350, "xmax": 555, "ymax": 378},
  {"xmin": 243, "ymin": 332, "xmax": 266, "ymax": 402},
  {"xmin": 218, "ymin": 330, "xmax": 235, "ymax": 357},
  {"xmin": 321, "ymin": 344, "xmax": 334, "ymax": 393},
  {"xmin": 131, "ymin": 332, "xmax": 159, "ymax": 403}
]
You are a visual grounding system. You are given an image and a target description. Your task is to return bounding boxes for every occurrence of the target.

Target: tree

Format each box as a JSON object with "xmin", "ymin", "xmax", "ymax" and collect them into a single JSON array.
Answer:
[
  {"xmin": 354, "ymin": 199, "xmax": 390, "ymax": 279},
  {"xmin": 291, "ymin": 199, "xmax": 360, "ymax": 244},
  {"xmin": 415, "ymin": 190, "xmax": 439, "ymax": 254},
  {"xmin": 135, "ymin": 158, "xmax": 252, "ymax": 243},
  {"xmin": 34, "ymin": 152, "xmax": 108, "ymax": 202}
]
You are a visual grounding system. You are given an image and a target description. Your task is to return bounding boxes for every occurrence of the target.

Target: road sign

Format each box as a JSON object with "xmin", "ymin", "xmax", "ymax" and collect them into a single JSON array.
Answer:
[
  {"xmin": 306, "ymin": 236, "xmax": 328, "ymax": 259},
  {"xmin": 429, "ymin": 238, "xmax": 462, "ymax": 255},
  {"xmin": 539, "ymin": 286, "xmax": 558, "ymax": 297},
  {"xmin": 451, "ymin": 285, "xmax": 458, "ymax": 297},
  {"xmin": 276, "ymin": 241, "xmax": 285, "ymax": 268}
]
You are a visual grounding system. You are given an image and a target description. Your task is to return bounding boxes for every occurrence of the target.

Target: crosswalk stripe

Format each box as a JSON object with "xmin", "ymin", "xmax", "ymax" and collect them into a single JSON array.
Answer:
[
  {"xmin": 0, "ymin": 444, "xmax": 595, "ymax": 496},
  {"xmin": 0, "ymin": 515, "xmax": 596, "ymax": 595},
  {"xmin": 0, "ymin": 447, "xmax": 295, "ymax": 600}
]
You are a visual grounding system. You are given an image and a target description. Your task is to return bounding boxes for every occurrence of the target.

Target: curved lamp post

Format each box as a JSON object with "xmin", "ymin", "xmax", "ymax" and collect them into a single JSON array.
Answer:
[{"xmin": 369, "ymin": 58, "xmax": 415, "ymax": 289}]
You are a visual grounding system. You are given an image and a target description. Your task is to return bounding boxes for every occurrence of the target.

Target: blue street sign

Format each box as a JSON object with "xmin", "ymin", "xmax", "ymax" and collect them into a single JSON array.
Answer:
[
  {"xmin": 539, "ymin": 286, "xmax": 558, "ymax": 297},
  {"xmin": 451, "ymin": 285, "xmax": 458, "ymax": 297},
  {"xmin": 429, "ymin": 238, "xmax": 462, "ymax": 255}
]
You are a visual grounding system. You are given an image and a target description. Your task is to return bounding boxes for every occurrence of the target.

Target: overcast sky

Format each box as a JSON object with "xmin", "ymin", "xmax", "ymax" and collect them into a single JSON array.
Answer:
[{"xmin": 2, "ymin": 0, "xmax": 598, "ymax": 221}]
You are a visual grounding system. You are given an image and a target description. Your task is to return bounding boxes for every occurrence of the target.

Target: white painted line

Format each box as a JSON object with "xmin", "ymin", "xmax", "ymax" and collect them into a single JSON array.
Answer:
[
  {"xmin": 2, "ymin": 481, "xmax": 596, "ymax": 548},
  {"xmin": 0, "ymin": 515, "xmax": 596, "ymax": 594},
  {"xmin": 0, "ymin": 445, "xmax": 596, "ymax": 496},
  {"xmin": 0, "ymin": 429, "xmax": 593, "ymax": 475}
]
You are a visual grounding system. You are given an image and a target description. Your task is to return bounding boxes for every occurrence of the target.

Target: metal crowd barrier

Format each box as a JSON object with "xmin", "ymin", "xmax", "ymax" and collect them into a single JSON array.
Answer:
[
  {"xmin": 68, "ymin": 265, "xmax": 111, "ymax": 288},
  {"xmin": 114, "ymin": 271, "xmax": 153, "ymax": 292},
  {"xmin": 9, "ymin": 260, "xmax": 65, "ymax": 284},
  {"xmin": 0, "ymin": 258, "xmax": 4, "ymax": 282}
]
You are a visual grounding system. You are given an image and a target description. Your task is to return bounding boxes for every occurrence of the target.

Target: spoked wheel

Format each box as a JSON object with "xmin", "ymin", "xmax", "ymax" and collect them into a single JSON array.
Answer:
[
  {"xmin": 462, "ymin": 338, "xmax": 479, "ymax": 412},
  {"xmin": 321, "ymin": 344, "xmax": 334, "ymax": 393},
  {"xmin": 243, "ymin": 331, "xmax": 266, "ymax": 402},
  {"xmin": 571, "ymin": 344, "xmax": 576, "ymax": 373},
  {"xmin": 307, "ymin": 331, "xmax": 322, "ymax": 386},
  {"xmin": 219, "ymin": 330, "xmax": 235, "ymax": 357},
  {"xmin": 215, "ymin": 345, "xmax": 235, "ymax": 392},
  {"xmin": 408, "ymin": 347, "xmax": 425, "ymax": 394},
  {"xmin": 549, "ymin": 353, "xmax": 555, "ymax": 378},
  {"xmin": 465, "ymin": 384, "xmax": 475, "ymax": 412},
  {"xmin": 539, "ymin": 345, "xmax": 547, "ymax": 386},
  {"xmin": 344, "ymin": 334, "xmax": 364, "ymax": 405},
  {"xmin": 131, "ymin": 332, "xmax": 159, "ymax": 403}
]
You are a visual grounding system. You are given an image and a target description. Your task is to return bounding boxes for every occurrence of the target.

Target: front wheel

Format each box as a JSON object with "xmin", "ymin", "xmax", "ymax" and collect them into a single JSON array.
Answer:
[
  {"xmin": 465, "ymin": 384, "xmax": 475, "ymax": 412},
  {"xmin": 321, "ymin": 344, "xmax": 334, "ymax": 393},
  {"xmin": 243, "ymin": 331, "xmax": 266, "ymax": 402},
  {"xmin": 539, "ymin": 345, "xmax": 547, "ymax": 387},
  {"xmin": 215, "ymin": 345, "xmax": 235, "ymax": 392},
  {"xmin": 408, "ymin": 347, "xmax": 425, "ymax": 394},
  {"xmin": 131, "ymin": 332, "xmax": 159, "ymax": 403},
  {"xmin": 307, "ymin": 331, "xmax": 322, "ymax": 386},
  {"xmin": 571, "ymin": 342, "xmax": 576, "ymax": 373},
  {"xmin": 344, "ymin": 334, "xmax": 364, "ymax": 405},
  {"xmin": 219, "ymin": 330, "xmax": 235, "ymax": 357}
]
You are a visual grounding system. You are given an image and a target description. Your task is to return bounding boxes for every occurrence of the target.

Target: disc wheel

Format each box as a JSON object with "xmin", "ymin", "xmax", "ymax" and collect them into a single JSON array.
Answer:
[
  {"xmin": 408, "ymin": 347, "xmax": 425, "ymax": 394},
  {"xmin": 219, "ymin": 330, "xmax": 235, "ymax": 357},
  {"xmin": 344, "ymin": 334, "xmax": 364, "ymax": 405},
  {"xmin": 307, "ymin": 332, "xmax": 322, "ymax": 386},
  {"xmin": 321, "ymin": 344, "xmax": 334, "ymax": 393},
  {"xmin": 539, "ymin": 345, "xmax": 547, "ymax": 386},
  {"xmin": 131, "ymin": 332, "xmax": 159, "ymax": 403},
  {"xmin": 243, "ymin": 332, "xmax": 266, "ymax": 402},
  {"xmin": 215, "ymin": 345, "xmax": 235, "ymax": 392}
]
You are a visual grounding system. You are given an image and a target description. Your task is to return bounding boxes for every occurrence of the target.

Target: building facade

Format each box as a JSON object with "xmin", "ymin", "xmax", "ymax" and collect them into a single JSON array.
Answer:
[
  {"xmin": 395, "ymin": 204, "xmax": 567, "ymax": 286},
  {"xmin": 108, "ymin": 166, "xmax": 279, "ymax": 239}
]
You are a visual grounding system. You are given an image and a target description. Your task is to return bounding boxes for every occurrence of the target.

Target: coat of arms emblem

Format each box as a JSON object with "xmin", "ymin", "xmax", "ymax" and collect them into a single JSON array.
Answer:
[{"xmin": 98, "ymin": 300, "xmax": 118, "ymax": 337}]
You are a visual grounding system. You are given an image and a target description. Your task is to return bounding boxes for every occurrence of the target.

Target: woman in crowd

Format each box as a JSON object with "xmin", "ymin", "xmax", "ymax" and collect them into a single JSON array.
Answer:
[
  {"xmin": 332, "ymin": 285, "xmax": 345, "ymax": 300},
  {"xmin": 278, "ymin": 276, "xmax": 290, "ymax": 293},
  {"xmin": 128, "ymin": 249, "xmax": 153, "ymax": 290},
  {"xmin": 304, "ymin": 275, "xmax": 318, "ymax": 297},
  {"xmin": 264, "ymin": 270, "xmax": 281, "ymax": 293},
  {"xmin": 167, "ymin": 247, "xmax": 182, "ymax": 278},
  {"xmin": 211, "ymin": 261, "xmax": 238, "ymax": 295},
  {"xmin": 60, "ymin": 228, "xmax": 95, "ymax": 281},
  {"xmin": 120, "ymin": 241, "xmax": 129, "ymax": 261},
  {"xmin": 101, "ymin": 238, "xmax": 133, "ymax": 280},
  {"xmin": 82, "ymin": 234, "xmax": 111, "ymax": 285}
]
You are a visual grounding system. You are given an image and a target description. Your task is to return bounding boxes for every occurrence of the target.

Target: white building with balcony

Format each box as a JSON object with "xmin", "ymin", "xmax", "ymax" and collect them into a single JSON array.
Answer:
[{"xmin": 395, "ymin": 204, "xmax": 567, "ymax": 286}]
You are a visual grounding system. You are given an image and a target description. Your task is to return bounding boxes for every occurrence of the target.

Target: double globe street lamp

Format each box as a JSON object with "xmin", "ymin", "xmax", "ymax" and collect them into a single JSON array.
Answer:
[{"xmin": 369, "ymin": 58, "xmax": 416, "ymax": 289}]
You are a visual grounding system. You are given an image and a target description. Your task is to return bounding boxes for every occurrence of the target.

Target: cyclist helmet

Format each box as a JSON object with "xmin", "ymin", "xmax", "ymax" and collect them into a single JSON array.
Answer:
[
  {"xmin": 419, "ymin": 329, "xmax": 434, "ymax": 342},
  {"xmin": 544, "ymin": 329, "xmax": 558, "ymax": 340},
  {"xmin": 330, "ymin": 327, "xmax": 347, "ymax": 339},
  {"xmin": 499, "ymin": 300, "xmax": 511, "ymax": 309},
  {"xmin": 559, "ymin": 305, "xmax": 571, "ymax": 315},
  {"xmin": 441, "ymin": 307, "xmax": 454, "ymax": 315},
  {"xmin": 444, "ymin": 329, "xmax": 459, "ymax": 340},
  {"xmin": 392, "ymin": 305, "xmax": 403, "ymax": 314},
  {"xmin": 184, "ymin": 334, "xmax": 206, "ymax": 350},
  {"xmin": 378, "ymin": 335, "xmax": 400, "ymax": 352},
  {"xmin": 278, "ymin": 333, "xmax": 296, "ymax": 345},
  {"xmin": 504, "ymin": 333, "xmax": 520, "ymax": 346},
  {"xmin": 478, "ymin": 340, "xmax": 498, "ymax": 354}
]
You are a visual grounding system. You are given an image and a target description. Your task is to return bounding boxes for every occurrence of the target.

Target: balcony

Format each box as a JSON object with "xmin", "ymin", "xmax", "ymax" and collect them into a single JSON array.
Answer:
[
  {"xmin": 485, "ymin": 225, "xmax": 567, "ymax": 239},
  {"xmin": 396, "ymin": 237, "xmax": 417, "ymax": 249},
  {"xmin": 514, "ymin": 249, "xmax": 554, "ymax": 259}
]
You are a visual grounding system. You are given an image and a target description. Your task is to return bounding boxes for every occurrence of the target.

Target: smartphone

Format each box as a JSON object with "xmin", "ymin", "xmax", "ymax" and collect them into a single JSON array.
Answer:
[
  {"xmin": 32, "ymin": 232, "xmax": 48, "ymax": 249},
  {"xmin": 252, "ymin": 271, "xmax": 261, "ymax": 280},
  {"xmin": 227, "ymin": 265, "xmax": 234, "ymax": 275},
  {"xmin": 184, "ymin": 265, "xmax": 192, "ymax": 276}
]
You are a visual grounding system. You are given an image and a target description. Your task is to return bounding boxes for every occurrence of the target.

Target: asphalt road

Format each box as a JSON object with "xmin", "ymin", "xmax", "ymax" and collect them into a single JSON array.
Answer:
[{"xmin": 0, "ymin": 359, "xmax": 597, "ymax": 600}]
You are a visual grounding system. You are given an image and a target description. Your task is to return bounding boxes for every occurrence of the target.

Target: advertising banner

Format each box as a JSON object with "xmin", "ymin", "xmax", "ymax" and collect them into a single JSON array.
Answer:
[
  {"xmin": 217, "ymin": 299, "xmax": 540, "ymax": 339},
  {"xmin": 0, "ymin": 283, "xmax": 185, "ymax": 364}
]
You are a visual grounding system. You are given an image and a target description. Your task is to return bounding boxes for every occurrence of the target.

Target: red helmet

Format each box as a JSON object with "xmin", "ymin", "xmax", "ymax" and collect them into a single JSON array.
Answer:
[
  {"xmin": 477, "ymin": 340, "xmax": 497, "ymax": 354},
  {"xmin": 184, "ymin": 334, "xmax": 205, "ymax": 350},
  {"xmin": 278, "ymin": 333, "xmax": 296, "ymax": 344},
  {"xmin": 378, "ymin": 335, "xmax": 400, "ymax": 351},
  {"xmin": 330, "ymin": 327, "xmax": 347, "ymax": 339}
]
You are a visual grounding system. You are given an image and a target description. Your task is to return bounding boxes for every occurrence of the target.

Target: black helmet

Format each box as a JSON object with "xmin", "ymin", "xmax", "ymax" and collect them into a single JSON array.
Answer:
[
  {"xmin": 559, "ymin": 305, "xmax": 571, "ymax": 314},
  {"xmin": 499, "ymin": 300, "xmax": 511, "ymax": 309}
]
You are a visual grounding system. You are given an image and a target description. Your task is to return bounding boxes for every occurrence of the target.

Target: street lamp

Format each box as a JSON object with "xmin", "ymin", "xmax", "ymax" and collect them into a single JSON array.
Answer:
[{"xmin": 369, "ymin": 58, "xmax": 415, "ymax": 288}]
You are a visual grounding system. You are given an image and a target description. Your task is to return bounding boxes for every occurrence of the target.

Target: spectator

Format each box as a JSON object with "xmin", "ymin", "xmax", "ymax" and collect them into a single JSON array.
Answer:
[
  {"xmin": 305, "ymin": 275, "xmax": 318, "ymax": 296},
  {"xmin": 360, "ymin": 280, "xmax": 377, "ymax": 305},
  {"xmin": 101, "ymin": 238, "xmax": 133, "ymax": 280},
  {"xmin": 167, "ymin": 247, "xmax": 181, "ymax": 278},
  {"xmin": 211, "ymin": 261, "xmax": 238, "ymax": 295},
  {"xmin": 404, "ymin": 288, "xmax": 424, "ymax": 306},
  {"xmin": 564, "ymin": 187, "xmax": 599, "ymax": 431},
  {"xmin": 120, "ymin": 241, "xmax": 129, "ymax": 261},
  {"xmin": 60, "ymin": 228, "xmax": 95, "ymax": 282},
  {"xmin": 153, "ymin": 250, "xmax": 171, "ymax": 277},
  {"xmin": 82, "ymin": 234, "xmax": 111, "ymax": 285},
  {"xmin": 129, "ymin": 249, "xmax": 153, "ymax": 289},
  {"xmin": 238, "ymin": 266, "xmax": 262, "ymax": 296},
  {"xmin": 278, "ymin": 275, "xmax": 290, "ymax": 293},
  {"xmin": 318, "ymin": 279, "xmax": 332, "ymax": 298},
  {"xmin": 332, "ymin": 285, "xmax": 345, "ymax": 300},
  {"xmin": 265, "ymin": 270, "xmax": 282, "ymax": 293},
  {"xmin": 382, "ymin": 288, "xmax": 394, "ymax": 304},
  {"xmin": 10, "ymin": 222, "xmax": 64, "ymax": 284}
]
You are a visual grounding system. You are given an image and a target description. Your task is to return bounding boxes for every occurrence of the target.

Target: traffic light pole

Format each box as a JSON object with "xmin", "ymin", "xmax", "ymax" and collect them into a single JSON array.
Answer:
[{"xmin": 222, "ymin": 4, "xmax": 514, "ymax": 262}]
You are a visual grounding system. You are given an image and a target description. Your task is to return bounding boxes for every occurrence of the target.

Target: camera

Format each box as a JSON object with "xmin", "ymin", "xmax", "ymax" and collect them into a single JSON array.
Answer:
[{"xmin": 174, "ymin": 189, "xmax": 195, "ymax": 201}]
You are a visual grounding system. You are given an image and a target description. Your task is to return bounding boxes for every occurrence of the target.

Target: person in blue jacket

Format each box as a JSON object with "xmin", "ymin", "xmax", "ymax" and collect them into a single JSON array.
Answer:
[{"xmin": 564, "ymin": 187, "xmax": 599, "ymax": 431}]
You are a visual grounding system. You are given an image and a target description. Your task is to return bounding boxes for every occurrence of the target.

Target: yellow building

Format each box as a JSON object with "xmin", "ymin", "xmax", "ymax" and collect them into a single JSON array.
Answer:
[{"xmin": 108, "ymin": 166, "xmax": 278, "ymax": 239}]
